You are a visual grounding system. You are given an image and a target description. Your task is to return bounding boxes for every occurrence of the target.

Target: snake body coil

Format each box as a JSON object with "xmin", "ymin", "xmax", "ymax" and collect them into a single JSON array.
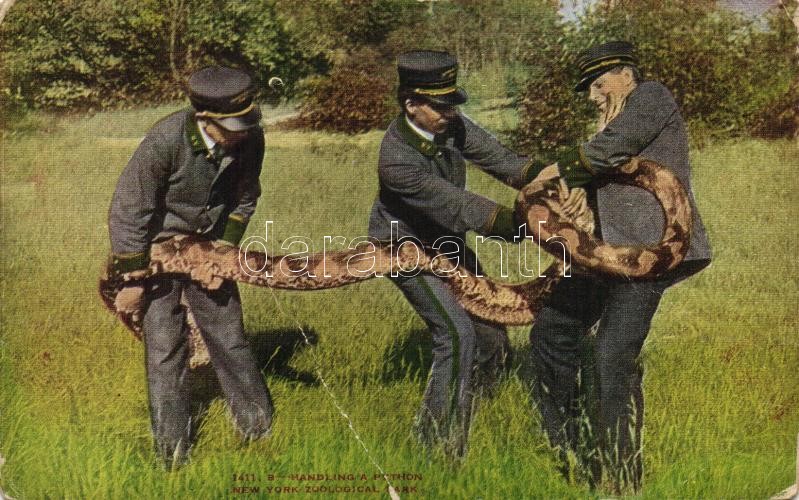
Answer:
[{"xmin": 99, "ymin": 158, "xmax": 691, "ymax": 367}]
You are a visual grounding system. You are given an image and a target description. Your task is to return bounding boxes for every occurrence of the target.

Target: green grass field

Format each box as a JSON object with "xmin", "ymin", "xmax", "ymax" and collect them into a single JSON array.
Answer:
[{"xmin": 1, "ymin": 101, "xmax": 797, "ymax": 498}]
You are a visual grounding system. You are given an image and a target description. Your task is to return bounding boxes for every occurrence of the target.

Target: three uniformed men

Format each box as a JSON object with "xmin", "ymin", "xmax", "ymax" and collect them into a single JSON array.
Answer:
[{"xmin": 108, "ymin": 43, "xmax": 710, "ymax": 491}]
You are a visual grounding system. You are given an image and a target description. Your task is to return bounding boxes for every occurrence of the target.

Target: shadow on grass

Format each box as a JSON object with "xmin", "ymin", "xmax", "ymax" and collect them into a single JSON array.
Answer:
[
  {"xmin": 380, "ymin": 327, "xmax": 529, "ymax": 394},
  {"xmin": 249, "ymin": 326, "xmax": 320, "ymax": 386},
  {"xmin": 190, "ymin": 327, "xmax": 319, "ymax": 394},
  {"xmin": 185, "ymin": 327, "xmax": 320, "ymax": 433},
  {"xmin": 380, "ymin": 328, "xmax": 432, "ymax": 387}
]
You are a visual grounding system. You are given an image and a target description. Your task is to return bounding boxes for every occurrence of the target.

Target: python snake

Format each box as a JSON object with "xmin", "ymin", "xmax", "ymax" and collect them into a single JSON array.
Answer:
[{"xmin": 99, "ymin": 157, "xmax": 691, "ymax": 367}]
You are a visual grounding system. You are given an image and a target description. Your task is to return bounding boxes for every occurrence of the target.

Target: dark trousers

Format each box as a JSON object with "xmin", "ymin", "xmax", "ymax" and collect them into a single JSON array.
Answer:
[
  {"xmin": 143, "ymin": 277, "xmax": 274, "ymax": 464},
  {"xmin": 529, "ymin": 274, "xmax": 672, "ymax": 489},
  {"xmin": 394, "ymin": 274, "xmax": 511, "ymax": 457}
]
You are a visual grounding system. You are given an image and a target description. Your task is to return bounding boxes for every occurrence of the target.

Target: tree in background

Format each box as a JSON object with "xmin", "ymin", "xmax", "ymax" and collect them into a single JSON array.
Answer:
[
  {"xmin": 1, "ymin": 0, "xmax": 169, "ymax": 109},
  {"xmin": 514, "ymin": 0, "xmax": 797, "ymax": 156},
  {"xmin": 751, "ymin": 0, "xmax": 799, "ymax": 139},
  {"xmin": 0, "ymin": 0, "xmax": 314, "ymax": 111},
  {"xmin": 283, "ymin": 0, "xmax": 562, "ymax": 134},
  {"xmin": 183, "ymin": 0, "xmax": 315, "ymax": 97},
  {"xmin": 1, "ymin": 0, "xmax": 794, "ymax": 140},
  {"xmin": 414, "ymin": 0, "xmax": 562, "ymax": 72},
  {"xmin": 276, "ymin": 0, "xmax": 426, "ymax": 133}
]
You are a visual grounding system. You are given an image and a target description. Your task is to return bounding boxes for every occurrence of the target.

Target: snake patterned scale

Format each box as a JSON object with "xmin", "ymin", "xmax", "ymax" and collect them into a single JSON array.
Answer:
[{"xmin": 99, "ymin": 157, "xmax": 691, "ymax": 368}]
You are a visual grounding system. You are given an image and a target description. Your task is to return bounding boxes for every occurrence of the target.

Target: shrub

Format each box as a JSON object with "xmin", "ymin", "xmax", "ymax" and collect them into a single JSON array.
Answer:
[
  {"xmin": 513, "ymin": 44, "xmax": 595, "ymax": 157},
  {"xmin": 184, "ymin": 0, "xmax": 315, "ymax": 97},
  {"xmin": 274, "ymin": 0, "xmax": 425, "ymax": 134},
  {"xmin": 0, "ymin": 0, "xmax": 315, "ymax": 111},
  {"xmin": 513, "ymin": 0, "xmax": 799, "ymax": 154},
  {"xmin": 288, "ymin": 57, "xmax": 395, "ymax": 134},
  {"xmin": 750, "ymin": 4, "xmax": 799, "ymax": 139},
  {"xmin": 273, "ymin": 0, "xmax": 424, "ymax": 70},
  {"xmin": 1, "ymin": 0, "xmax": 171, "ymax": 110},
  {"xmin": 750, "ymin": 82, "xmax": 799, "ymax": 139}
]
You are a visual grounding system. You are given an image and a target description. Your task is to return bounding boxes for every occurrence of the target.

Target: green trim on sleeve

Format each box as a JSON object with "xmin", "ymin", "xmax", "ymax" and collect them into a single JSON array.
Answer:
[
  {"xmin": 482, "ymin": 205, "xmax": 517, "ymax": 240},
  {"xmin": 221, "ymin": 214, "xmax": 248, "ymax": 245},
  {"xmin": 110, "ymin": 251, "xmax": 149, "ymax": 277},
  {"xmin": 521, "ymin": 158, "xmax": 549, "ymax": 185},
  {"xmin": 556, "ymin": 145, "xmax": 594, "ymax": 188}
]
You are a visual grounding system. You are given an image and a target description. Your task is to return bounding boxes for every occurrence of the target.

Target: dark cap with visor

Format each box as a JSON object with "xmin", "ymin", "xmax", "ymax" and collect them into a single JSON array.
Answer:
[
  {"xmin": 188, "ymin": 66, "xmax": 262, "ymax": 131},
  {"xmin": 397, "ymin": 50, "xmax": 468, "ymax": 106},
  {"xmin": 574, "ymin": 41, "xmax": 638, "ymax": 92}
]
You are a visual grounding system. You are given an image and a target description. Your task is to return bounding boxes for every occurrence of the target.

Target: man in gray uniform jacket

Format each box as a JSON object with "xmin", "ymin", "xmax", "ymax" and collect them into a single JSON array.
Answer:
[
  {"xmin": 108, "ymin": 66, "xmax": 273, "ymax": 467},
  {"xmin": 528, "ymin": 42, "xmax": 712, "ymax": 490},
  {"xmin": 368, "ymin": 50, "xmax": 540, "ymax": 457}
]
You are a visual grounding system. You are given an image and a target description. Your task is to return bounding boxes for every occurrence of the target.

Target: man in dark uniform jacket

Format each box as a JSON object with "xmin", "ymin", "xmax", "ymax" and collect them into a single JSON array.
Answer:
[
  {"xmin": 108, "ymin": 66, "xmax": 273, "ymax": 467},
  {"xmin": 527, "ymin": 41, "xmax": 712, "ymax": 490},
  {"xmin": 368, "ymin": 50, "xmax": 540, "ymax": 457}
]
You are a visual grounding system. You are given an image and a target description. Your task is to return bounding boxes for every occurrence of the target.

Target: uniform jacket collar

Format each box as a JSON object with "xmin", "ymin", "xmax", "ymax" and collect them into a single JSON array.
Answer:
[
  {"xmin": 185, "ymin": 110, "xmax": 207, "ymax": 155},
  {"xmin": 396, "ymin": 114, "xmax": 438, "ymax": 157}
]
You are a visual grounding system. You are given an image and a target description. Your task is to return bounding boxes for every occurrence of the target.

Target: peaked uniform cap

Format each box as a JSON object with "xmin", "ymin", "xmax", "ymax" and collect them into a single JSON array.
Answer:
[
  {"xmin": 188, "ymin": 66, "xmax": 262, "ymax": 131},
  {"xmin": 398, "ymin": 50, "xmax": 468, "ymax": 105},
  {"xmin": 574, "ymin": 41, "xmax": 638, "ymax": 92}
]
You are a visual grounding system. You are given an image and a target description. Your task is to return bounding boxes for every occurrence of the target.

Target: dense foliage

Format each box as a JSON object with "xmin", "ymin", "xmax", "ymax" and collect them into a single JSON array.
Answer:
[
  {"xmin": 0, "ymin": 0, "xmax": 314, "ymax": 110},
  {"xmin": 1, "ymin": 0, "xmax": 795, "ymax": 139},
  {"xmin": 2, "ymin": 0, "xmax": 169, "ymax": 109},
  {"xmin": 273, "ymin": 0, "xmax": 424, "ymax": 133},
  {"xmin": 287, "ymin": 56, "xmax": 395, "ymax": 133},
  {"xmin": 281, "ymin": 0, "xmax": 563, "ymax": 134},
  {"xmin": 514, "ymin": 0, "xmax": 798, "ymax": 155}
]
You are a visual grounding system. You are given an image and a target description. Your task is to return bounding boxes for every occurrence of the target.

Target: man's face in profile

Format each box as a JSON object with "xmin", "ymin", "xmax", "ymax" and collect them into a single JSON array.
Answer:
[
  {"xmin": 588, "ymin": 67, "xmax": 635, "ymax": 113},
  {"xmin": 203, "ymin": 121, "xmax": 250, "ymax": 150},
  {"xmin": 406, "ymin": 99, "xmax": 458, "ymax": 135}
]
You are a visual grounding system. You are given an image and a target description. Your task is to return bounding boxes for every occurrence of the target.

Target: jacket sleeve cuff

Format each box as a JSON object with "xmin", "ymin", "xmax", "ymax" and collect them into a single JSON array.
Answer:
[
  {"xmin": 221, "ymin": 214, "xmax": 248, "ymax": 246},
  {"xmin": 109, "ymin": 251, "xmax": 149, "ymax": 278},
  {"xmin": 556, "ymin": 145, "xmax": 594, "ymax": 188},
  {"xmin": 520, "ymin": 158, "xmax": 549, "ymax": 185},
  {"xmin": 481, "ymin": 205, "xmax": 518, "ymax": 240}
]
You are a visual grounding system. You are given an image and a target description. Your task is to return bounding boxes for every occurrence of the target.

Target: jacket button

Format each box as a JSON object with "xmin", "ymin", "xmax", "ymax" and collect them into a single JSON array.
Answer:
[{"xmin": 196, "ymin": 228, "xmax": 203, "ymax": 234}]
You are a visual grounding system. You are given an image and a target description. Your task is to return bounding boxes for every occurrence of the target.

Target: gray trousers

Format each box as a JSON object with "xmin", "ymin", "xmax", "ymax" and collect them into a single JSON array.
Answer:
[
  {"xmin": 529, "ymin": 274, "xmax": 672, "ymax": 488},
  {"xmin": 394, "ymin": 274, "xmax": 510, "ymax": 457},
  {"xmin": 143, "ymin": 277, "xmax": 274, "ymax": 463}
]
